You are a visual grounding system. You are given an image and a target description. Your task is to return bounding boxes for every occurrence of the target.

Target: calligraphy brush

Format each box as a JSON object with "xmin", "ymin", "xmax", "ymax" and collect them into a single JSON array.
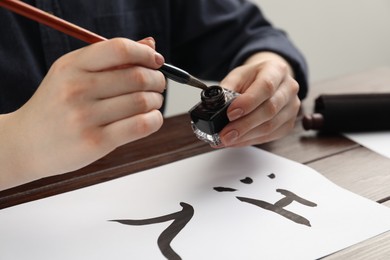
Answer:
[{"xmin": 0, "ymin": 0, "xmax": 208, "ymax": 90}]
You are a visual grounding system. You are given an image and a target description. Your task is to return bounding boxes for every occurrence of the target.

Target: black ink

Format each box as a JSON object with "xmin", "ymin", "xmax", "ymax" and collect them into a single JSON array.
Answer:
[
  {"xmin": 268, "ymin": 173, "xmax": 275, "ymax": 179},
  {"xmin": 214, "ymin": 187, "xmax": 237, "ymax": 192},
  {"xmin": 110, "ymin": 202, "xmax": 194, "ymax": 260},
  {"xmin": 236, "ymin": 189, "xmax": 317, "ymax": 227},
  {"xmin": 240, "ymin": 177, "xmax": 253, "ymax": 184}
]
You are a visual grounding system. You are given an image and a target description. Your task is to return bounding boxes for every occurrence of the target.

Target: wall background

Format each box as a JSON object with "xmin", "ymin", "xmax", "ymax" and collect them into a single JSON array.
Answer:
[{"xmin": 164, "ymin": 0, "xmax": 390, "ymax": 117}]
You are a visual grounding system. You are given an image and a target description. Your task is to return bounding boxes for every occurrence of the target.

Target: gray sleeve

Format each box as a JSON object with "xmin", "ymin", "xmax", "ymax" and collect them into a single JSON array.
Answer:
[{"xmin": 169, "ymin": 0, "xmax": 308, "ymax": 99}]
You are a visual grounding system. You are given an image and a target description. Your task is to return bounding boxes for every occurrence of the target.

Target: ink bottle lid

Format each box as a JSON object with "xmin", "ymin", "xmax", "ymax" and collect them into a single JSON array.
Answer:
[{"xmin": 200, "ymin": 85, "xmax": 226, "ymax": 110}]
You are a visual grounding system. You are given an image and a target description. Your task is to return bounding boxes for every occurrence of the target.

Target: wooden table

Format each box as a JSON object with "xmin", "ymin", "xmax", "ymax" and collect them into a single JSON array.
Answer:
[{"xmin": 1, "ymin": 67, "xmax": 390, "ymax": 259}]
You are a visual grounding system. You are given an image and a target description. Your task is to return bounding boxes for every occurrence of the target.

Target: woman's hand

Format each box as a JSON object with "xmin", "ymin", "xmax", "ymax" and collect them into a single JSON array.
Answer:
[
  {"xmin": 0, "ymin": 37, "xmax": 166, "ymax": 189},
  {"xmin": 218, "ymin": 52, "xmax": 300, "ymax": 147}
]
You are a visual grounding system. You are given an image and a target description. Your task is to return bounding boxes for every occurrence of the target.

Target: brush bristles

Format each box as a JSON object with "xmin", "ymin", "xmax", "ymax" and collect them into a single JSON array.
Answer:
[{"xmin": 188, "ymin": 76, "xmax": 208, "ymax": 90}]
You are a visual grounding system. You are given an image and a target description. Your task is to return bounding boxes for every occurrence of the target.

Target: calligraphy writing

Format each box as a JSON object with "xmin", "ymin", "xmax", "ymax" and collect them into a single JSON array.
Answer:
[
  {"xmin": 110, "ymin": 202, "xmax": 194, "ymax": 260},
  {"xmin": 110, "ymin": 174, "xmax": 318, "ymax": 259},
  {"xmin": 214, "ymin": 176, "xmax": 318, "ymax": 227}
]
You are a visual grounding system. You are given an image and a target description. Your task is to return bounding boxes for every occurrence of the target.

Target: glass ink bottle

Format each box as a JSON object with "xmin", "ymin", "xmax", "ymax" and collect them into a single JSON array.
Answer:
[{"xmin": 188, "ymin": 85, "xmax": 239, "ymax": 146}]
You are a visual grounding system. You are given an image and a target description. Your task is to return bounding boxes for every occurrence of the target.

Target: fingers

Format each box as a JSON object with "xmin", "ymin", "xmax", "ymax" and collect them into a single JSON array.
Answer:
[
  {"xmin": 53, "ymin": 37, "xmax": 166, "ymax": 100},
  {"xmin": 66, "ymin": 37, "xmax": 164, "ymax": 72},
  {"xmin": 217, "ymin": 55, "xmax": 300, "ymax": 147},
  {"xmin": 225, "ymin": 117, "xmax": 297, "ymax": 148},
  {"xmin": 222, "ymin": 62, "xmax": 287, "ymax": 121},
  {"xmin": 219, "ymin": 77, "xmax": 300, "ymax": 147},
  {"xmin": 103, "ymin": 109, "xmax": 164, "ymax": 147},
  {"xmin": 8, "ymin": 37, "xmax": 167, "ymax": 183},
  {"xmin": 82, "ymin": 65, "xmax": 166, "ymax": 99},
  {"xmin": 220, "ymin": 64, "xmax": 257, "ymax": 93},
  {"xmin": 90, "ymin": 91, "xmax": 164, "ymax": 126},
  {"xmin": 220, "ymin": 103, "xmax": 299, "ymax": 147}
]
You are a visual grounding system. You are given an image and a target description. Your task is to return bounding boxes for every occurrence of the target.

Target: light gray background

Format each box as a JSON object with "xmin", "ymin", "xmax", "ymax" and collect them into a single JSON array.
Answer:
[{"xmin": 165, "ymin": 1, "xmax": 390, "ymax": 117}]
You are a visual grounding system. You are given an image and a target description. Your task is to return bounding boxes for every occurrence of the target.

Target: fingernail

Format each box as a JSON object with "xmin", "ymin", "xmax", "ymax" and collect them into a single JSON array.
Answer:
[
  {"xmin": 155, "ymin": 52, "xmax": 165, "ymax": 66},
  {"xmin": 223, "ymin": 130, "xmax": 239, "ymax": 145},
  {"xmin": 210, "ymin": 143, "xmax": 225, "ymax": 149},
  {"xmin": 228, "ymin": 108, "xmax": 243, "ymax": 121}
]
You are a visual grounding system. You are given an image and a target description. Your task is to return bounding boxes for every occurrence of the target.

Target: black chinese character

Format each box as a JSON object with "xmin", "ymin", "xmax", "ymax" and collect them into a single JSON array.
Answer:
[{"xmin": 110, "ymin": 202, "xmax": 194, "ymax": 260}]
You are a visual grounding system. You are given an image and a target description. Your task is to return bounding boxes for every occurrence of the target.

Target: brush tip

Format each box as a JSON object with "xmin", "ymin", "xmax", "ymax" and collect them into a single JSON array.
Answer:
[{"xmin": 188, "ymin": 76, "xmax": 208, "ymax": 90}]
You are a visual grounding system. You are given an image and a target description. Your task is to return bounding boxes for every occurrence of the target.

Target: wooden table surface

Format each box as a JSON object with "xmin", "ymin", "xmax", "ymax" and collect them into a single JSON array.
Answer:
[{"xmin": 1, "ymin": 67, "xmax": 390, "ymax": 259}]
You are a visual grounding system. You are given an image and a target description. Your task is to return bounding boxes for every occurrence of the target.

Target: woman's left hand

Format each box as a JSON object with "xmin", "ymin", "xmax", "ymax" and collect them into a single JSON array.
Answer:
[{"xmin": 218, "ymin": 52, "xmax": 301, "ymax": 147}]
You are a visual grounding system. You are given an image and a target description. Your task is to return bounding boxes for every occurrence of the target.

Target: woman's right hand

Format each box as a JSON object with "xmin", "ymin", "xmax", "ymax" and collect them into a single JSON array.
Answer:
[{"xmin": 0, "ymin": 37, "xmax": 166, "ymax": 189}]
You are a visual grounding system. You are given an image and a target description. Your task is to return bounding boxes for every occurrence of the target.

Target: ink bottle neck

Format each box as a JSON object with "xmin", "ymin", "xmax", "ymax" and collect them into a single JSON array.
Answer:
[{"xmin": 201, "ymin": 85, "xmax": 226, "ymax": 110}]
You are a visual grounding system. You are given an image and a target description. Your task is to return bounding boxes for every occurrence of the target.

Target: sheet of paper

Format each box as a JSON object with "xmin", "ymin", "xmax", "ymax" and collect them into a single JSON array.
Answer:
[
  {"xmin": 344, "ymin": 131, "xmax": 390, "ymax": 158},
  {"xmin": 1, "ymin": 147, "xmax": 390, "ymax": 260}
]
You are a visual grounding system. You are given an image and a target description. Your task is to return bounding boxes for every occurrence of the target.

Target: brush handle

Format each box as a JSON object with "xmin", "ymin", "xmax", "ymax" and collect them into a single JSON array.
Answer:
[
  {"xmin": 159, "ymin": 64, "xmax": 191, "ymax": 84},
  {"xmin": 0, "ymin": 0, "xmax": 106, "ymax": 43}
]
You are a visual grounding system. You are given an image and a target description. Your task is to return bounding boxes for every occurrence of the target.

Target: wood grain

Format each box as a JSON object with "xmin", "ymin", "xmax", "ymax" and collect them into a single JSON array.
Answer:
[
  {"xmin": 324, "ymin": 203, "xmax": 390, "ymax": 260},
  {"xmin": 307, "ymin": 147, "xmax": 390, "ymax": 202},
  {"xmin": 323, "ymin": 231, "xmax": 390, "ymax": 260}
]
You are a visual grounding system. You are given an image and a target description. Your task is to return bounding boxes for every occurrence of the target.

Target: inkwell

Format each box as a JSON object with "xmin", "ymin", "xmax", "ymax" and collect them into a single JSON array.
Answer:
[{"xmin": 189, "ymin": 85, "xmax": 239, "ymax": 146}]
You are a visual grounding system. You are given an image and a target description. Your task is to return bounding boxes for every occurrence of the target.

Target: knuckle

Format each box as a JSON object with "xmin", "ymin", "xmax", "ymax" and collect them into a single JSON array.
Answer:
[
  {"xmin": 80, "ymin": 128, "xmax": 105, "ymax": 149},
  {"xmin": 290, "ymin": 80, "xmax": 300, "ymax": 95},
  {"xmin": 132, "ymin": 67, "xmax": 150, "ymax": 87},
  {"xmin": 130, "ymin": 68, "xmax": 166, "ymax": 93},
  {"xmin": 135, "ymin": 113, "xmax": 160, "ymax": 135},
  {"xmin": 68, "ymin": 107, "xmax": 91, "ymax": 128},
  {"xmin": 293, "ymin": 97, "xmax": 301, "ymax": 112},
  {"xmin": 135, "ymin": 116, "xmax": 151, "ymax": 134},
  {"xmin": 66, "ymin": 111, "xmax": 105, "ymax": 150},
  {"xmin": 50, "ymin": 56, "xmax": 72, "ymax": 74},
  {"xmin": 134, "ymin": 92, "xmax": 151, "ymax": 111},
  {"xmin": 260, "ymin": 120, "xmax": 276, "ymax": 134},
  {"xmin": 49, "ymin": 60, "xmax": 63, "ymax": 74},
  {"xmin": 51, "ymin": 55, "xmax": 69, "ymax": 71},
  {"xmin": 265, "ymin": 99, "xmax": 279, "ymax": 118},
  {"xmin": 56, "ymin": 77, "xmax": 91, "ymax": 105},
  {"xmin": 262, "ymin": 77, "xmax": 276, "ymax": 97},
  {"xmin": 59, "ymin": 82, "xmax": 84, "ymax": 103},
  {"xmin": 276, "ymin": 61, "xmax": 289, "ymax": 74},
  {"xmin": 110, "ymin": 38, "xmax": 130, "ymax": 59}
]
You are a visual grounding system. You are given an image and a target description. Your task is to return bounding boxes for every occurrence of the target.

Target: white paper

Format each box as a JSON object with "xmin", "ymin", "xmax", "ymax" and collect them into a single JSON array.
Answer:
[
  {"xmin": 344, "ymin": 131, "xmax": 390, "ymax": 158},
  {"xmin": 1, "ymin": 147, "xmax": 390, "ymax": 260}
]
